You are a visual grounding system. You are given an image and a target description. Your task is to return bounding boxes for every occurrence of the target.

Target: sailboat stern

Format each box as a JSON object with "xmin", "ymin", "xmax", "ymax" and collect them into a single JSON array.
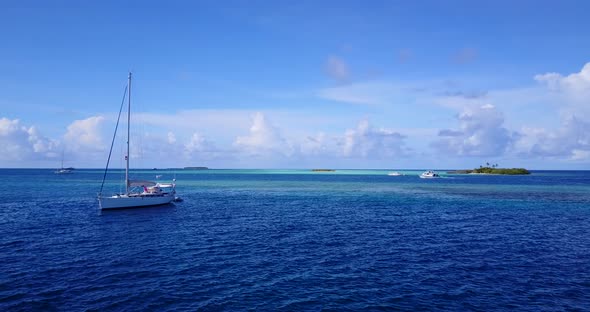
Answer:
[{"xmin": 98, "ymin": 193, "xmax": 175, "ymax": 210}]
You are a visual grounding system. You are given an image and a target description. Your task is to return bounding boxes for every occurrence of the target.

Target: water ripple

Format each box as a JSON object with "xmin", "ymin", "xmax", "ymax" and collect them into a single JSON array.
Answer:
[{"xmin": 0, "ymin": 170, "xmax": 589, "ymax": 310}]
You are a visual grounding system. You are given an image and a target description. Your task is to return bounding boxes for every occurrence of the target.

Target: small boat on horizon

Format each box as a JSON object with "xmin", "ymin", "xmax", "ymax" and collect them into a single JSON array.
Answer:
[
  {"xmin": 387, "ymin": 171, "xmax": 404, "ymax": 176},
  {"xmin": 55, "ymin": 151, "xmax": 74, "ymax": 174},
  {"xmin": 419, "ymin": 170, "xmax": 440, "ymax": 179},
  {"xmin": 55, "ymin": 168, "xmax": 74, "ymax": 174}
]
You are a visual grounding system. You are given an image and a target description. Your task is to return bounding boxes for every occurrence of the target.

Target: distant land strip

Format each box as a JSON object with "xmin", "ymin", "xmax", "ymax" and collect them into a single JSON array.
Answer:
[{"xmin": 447, "ymin": 167, "xmax": 530, "ymax": 175}]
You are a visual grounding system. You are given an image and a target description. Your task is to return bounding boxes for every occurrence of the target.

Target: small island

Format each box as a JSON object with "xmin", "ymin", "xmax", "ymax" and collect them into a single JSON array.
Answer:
[
  {"xmin": 184, "ymin": 166, "xmax": 209, "ymax": 170},
  {"xmin": 312, "ymin": 169, "xmax": 335, "ymax": 172},
  {"xmin": 448, "ymin": 163, "xmax": 530, "ymax": 175}
]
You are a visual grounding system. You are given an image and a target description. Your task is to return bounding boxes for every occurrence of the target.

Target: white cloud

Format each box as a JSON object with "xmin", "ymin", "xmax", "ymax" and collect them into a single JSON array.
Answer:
[
  {"xmin": 526, "ymin": 117, "xmax": 590, "ymax": 159},
  {"xmin": 184, "ymin": 132, "xmax": 218, "ymax": 159},
  {"xmin": 507, "ymin": 63, "xmax": 590, "ymax": 160},
  {"xmin": 427, "ymin": 63, "xmax": 590, "ymax": 163},
  {"xmin": 300, "ymin": 132, "xmax": 331, "ymax": 156},
  {"xmin": 535, "ymin": 62, "xmax": 590, "ymax": 95},
  {"xmin": 571, "ymin": 149, "xmax": 590, "ymax": 161},
  {"xmin": 95, "ymin": 129, "xmax": 221, "ymax": 168},
  {"xmin": 233, "ymin": 112, "xmax": 295, "ymax": 157},
  {"xmin": 510, "ymin": 126, "xmax": 545, "ymax": 155},
  {"xmin": 6, "ymin": 62, "xmax": 590, "ymax": 168},
  {"xmin": 432, "ymin": 104, "xmax": 517, "ymax": 157},
  {"xmin": 64, "ymin": 116, "xmax": 105, "ymax": 153},
  {"xmin": 167, "ymin": 132, "xmax": 176, "ymax": 144},
  {"xmin": 534, "ymin": 62, "xmax": 590, "ymax": 119},
  {"xmin": 342, "ymin": 119, "xmax": 408, "ymax": 158},
  {"xmin": 0, "ymin": 117, "xmax": 57, "ymax": 161},
  {"xmin": 231, "ymin": 113, "xmax": 411, "ymax": 163}
]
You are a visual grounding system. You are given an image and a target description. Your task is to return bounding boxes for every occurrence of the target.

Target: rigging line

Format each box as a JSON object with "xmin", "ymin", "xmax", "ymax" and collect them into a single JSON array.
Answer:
[
  {"xmin": 99, "ymin": 84, "xmax": 128, "ymax": 196},
  {"xmin": 119, "ymin": 143, "xmax": 124, "ymax": 195}
]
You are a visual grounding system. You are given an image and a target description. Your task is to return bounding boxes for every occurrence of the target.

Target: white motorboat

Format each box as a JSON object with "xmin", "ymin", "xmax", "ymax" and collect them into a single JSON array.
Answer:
[
  {"xmin": 419, "ymin": 170, "xmax": 440, "ymax": 179},
  {"xmin": 98, "ymin": 73, "xmax": 177, "ymax": 210},
  {"xmin": 387, "ymin": 172, "xmax": 404, "ymax": 176}
]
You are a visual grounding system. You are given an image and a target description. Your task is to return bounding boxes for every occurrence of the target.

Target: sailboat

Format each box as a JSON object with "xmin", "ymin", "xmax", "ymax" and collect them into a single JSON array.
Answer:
[
  {"xmin": 55, "ymin": 150, "xmax": 73, "ymax": 174},
  {"xmin": 98, "ymin": 73, "xmax": 177, "ymax": 210}
]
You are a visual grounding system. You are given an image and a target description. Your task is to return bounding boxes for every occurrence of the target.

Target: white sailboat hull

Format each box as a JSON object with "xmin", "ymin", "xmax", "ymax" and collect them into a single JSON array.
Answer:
[{"xmin": 99, "ymin": 193, "xmax": 175, "ymax": 210}]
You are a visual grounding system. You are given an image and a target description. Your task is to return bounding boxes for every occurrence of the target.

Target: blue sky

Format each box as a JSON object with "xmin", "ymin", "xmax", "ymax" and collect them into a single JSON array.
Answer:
[{"xmin": 1, "ymin": 1, "xmax": 590, "ymax": 169}]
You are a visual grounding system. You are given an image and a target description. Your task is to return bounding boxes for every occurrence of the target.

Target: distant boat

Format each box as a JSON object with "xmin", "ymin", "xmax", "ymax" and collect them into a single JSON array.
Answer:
[
  {"xmin": 387, "ymin": 171, "xmax": 404, "ymax": 176},
  {"xmin": 55, "ymin": 168, "xmax": 73, "ymax": 174},
  {"xmin": 55, "ymin": 151, "xmax": 73, "ymax": 174},
  {"xmin": 97, "ymin": 73, "xmax": 177, "ymax": 210},
  {"xmin": 419, "ymin": 170, "xmax": 440, "ymax": 179}
]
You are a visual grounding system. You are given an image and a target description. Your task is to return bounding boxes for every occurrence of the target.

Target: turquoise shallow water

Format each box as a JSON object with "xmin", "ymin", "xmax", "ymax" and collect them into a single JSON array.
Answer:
[{"xmin": 1, "ymin": 169, "xmax": 589, "ymax": 310}]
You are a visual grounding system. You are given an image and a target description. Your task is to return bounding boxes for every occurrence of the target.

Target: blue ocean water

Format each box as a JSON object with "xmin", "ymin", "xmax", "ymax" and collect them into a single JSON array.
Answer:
[{"xmin": 1, "ymin": 169, "xmax": 589, "ymax": 311}]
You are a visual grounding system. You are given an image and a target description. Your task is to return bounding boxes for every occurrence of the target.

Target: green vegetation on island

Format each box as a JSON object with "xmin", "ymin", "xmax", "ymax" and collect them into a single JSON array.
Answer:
[
  {"xmin": 312, "ymin": 169, "xmax": 335, "ymax": 172},
  {"xmin": 472, "ymin": 167, "xmax": 530, "ymax": 175},
  {"xmin": 447, "ymin": 163, "xmax": 530, "ymax": 175}
]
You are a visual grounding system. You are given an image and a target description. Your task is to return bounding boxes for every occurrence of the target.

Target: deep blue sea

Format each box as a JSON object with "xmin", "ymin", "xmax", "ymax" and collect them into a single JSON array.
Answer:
[{"xmin": 1, "ymin": 169, "xmax": 589, "ymax": 311}]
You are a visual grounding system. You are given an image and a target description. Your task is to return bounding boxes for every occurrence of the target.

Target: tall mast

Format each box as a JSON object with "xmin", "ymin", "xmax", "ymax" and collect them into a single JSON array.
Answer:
[{"xmin": 125, "ymin": 72, "xmax": 132, "ymax": 194}]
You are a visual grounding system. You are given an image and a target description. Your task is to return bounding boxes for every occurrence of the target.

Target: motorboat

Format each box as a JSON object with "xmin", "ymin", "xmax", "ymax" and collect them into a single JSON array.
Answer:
[
  {"xmin": 419, "ymin": 170, "xmax": 440, "ymax": 179},
  {"xmin": 387, "ymin": 171, "xmax": 404, "ymax": 176}
]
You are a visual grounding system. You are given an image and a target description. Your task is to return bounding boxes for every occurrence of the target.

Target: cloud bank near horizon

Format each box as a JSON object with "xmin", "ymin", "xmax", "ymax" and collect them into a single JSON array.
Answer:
[{"xmin": 2, "ymin": 63, "xmax": 590, "ymax": 169}]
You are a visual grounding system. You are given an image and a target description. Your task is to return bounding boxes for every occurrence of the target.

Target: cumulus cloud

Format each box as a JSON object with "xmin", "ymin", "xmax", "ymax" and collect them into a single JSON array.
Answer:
[
  {"xmin": 100, "ymin": 129, "xmax": 222, "ymax": 168},
  {"xmin": 234, "ymin": 112, "xmax": 294, "ymax": 157},
  {"xmin": 427, "ymin": 63, "xmax": 590, "ymax": 162},
  {"xmin": 342, "ymin": 119, "xmax": 408, "ymax": 158},
  {"xmin": 167, "ymin": 132, "xmax": 176, "ymax": 144},
  {"xmin": 64, "ymin": 116, "xmax": 105, "ymax": 153},
  {"xmin": 184, "ymin": 133, "xmax": 218, "ymax": 159},
  {"xmin": 534, "ymin": 62, "xmax": 590, "ymax": 118},
  {"xmin": 522, "ymin": 117, "xmax": 590, "ymax": 160},
  {"xmin": 535, "ymin": 62, "xmax": 590, "ymax": 95},
  {"xmin": 511, "ymin": 63, "xmax": 590, "ymax": 160},
  {"xmin": 300, "ymin": 133, "xmax": 331, "ymax": 156},
  {"xmin": 0, "ymin": 117, "xmax": 57, "ymax": 161},
  {"xmin": 232, "ymin": 113, "xmax": 411, "ymax": 163},
  {"xmin": 429, "ymin": 63, "xmax": 590, "ymax": 163},
  {"xmin": 325, "ymin": 56, "xmax": 350, "ymax": 83},
  {"xmin": 432, "ymin": 104, "xmax": 517, "ymax": 157},
  {"xmin": 571, "ymin": 149, "xmax": 590, "ymax": 161}
]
